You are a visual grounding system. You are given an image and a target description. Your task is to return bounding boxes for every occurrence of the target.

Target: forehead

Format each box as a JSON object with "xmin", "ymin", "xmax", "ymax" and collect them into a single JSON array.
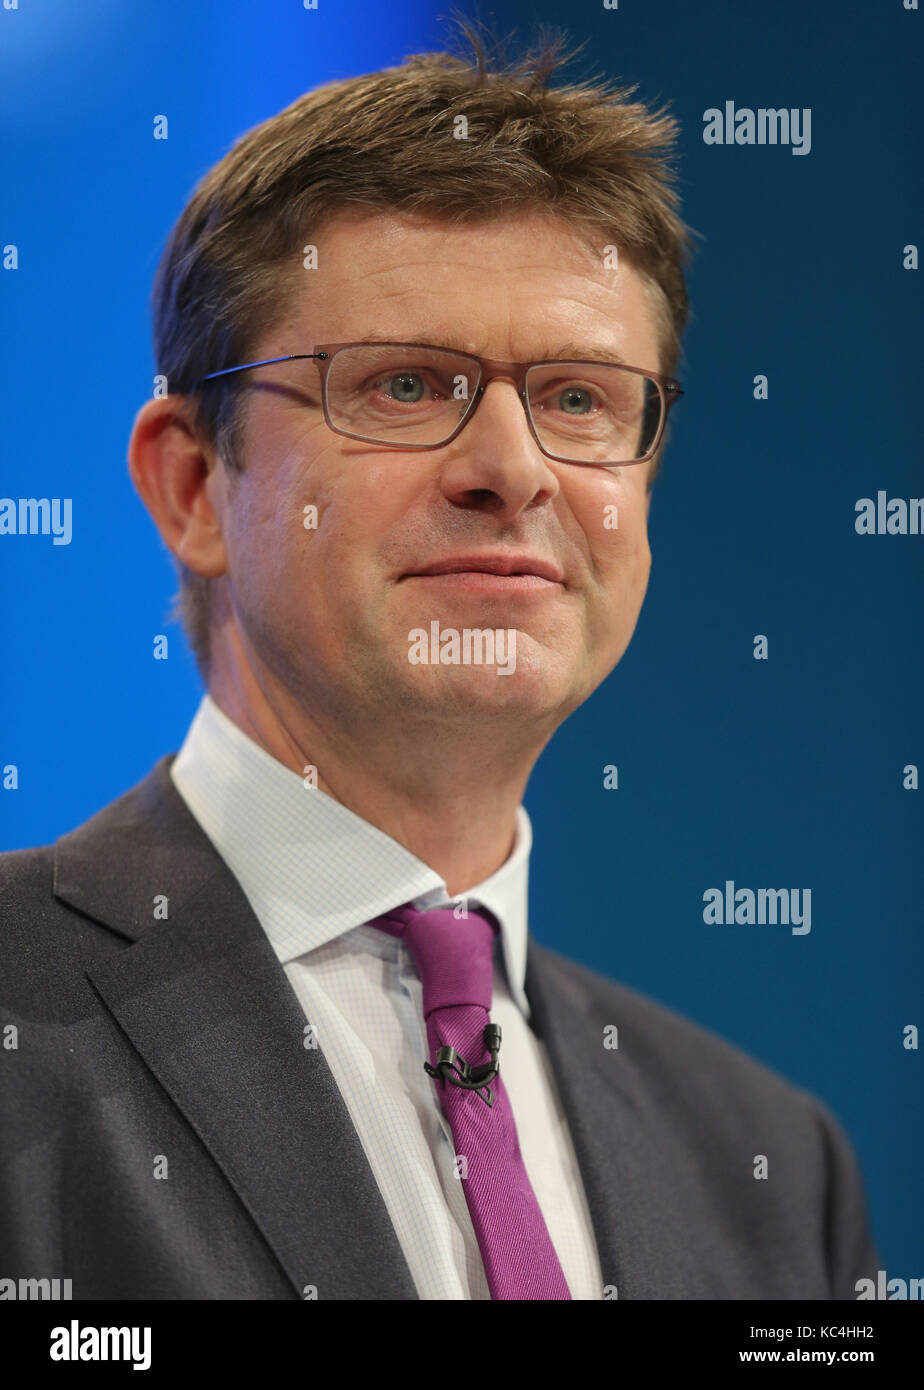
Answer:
[{"xmin": 268, "ymin": 208, "xmax": 662, "ymax": 370}]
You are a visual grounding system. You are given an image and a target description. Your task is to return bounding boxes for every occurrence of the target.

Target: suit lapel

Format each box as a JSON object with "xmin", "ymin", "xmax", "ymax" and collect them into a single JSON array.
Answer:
[
  {"xmin": 55, "ymin": 756, "xmax": 418, "ymax": 1301},
  {"xmin": 524, "ymin": 940, "xmax": 704, "ymax": 1299}
]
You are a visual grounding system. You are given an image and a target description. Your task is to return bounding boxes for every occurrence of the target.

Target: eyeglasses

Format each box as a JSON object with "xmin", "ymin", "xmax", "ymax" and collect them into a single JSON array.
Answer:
[{"xmin": 191, "ymin": 342, "xmax": 684, "ymax": 467}]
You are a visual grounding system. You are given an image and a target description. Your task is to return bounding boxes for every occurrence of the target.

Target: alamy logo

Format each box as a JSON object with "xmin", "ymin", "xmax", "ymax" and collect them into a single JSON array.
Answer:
[
  {"xmin": 703, "ymin": 101, "xmax": 812, "ymax": 155},
  {"xmin": 703, "ymin": 881, "xmax": 812, "ymax": 935},
  {"xmin": 49, "ymin": 1320, "xmax": 151, "ymax": 1370},
  {"xmin": 0, "ymin": 1276, "xmax": 72, "ymax": 1299},
  {"xmin": 855, "ymin": 1269, "xmax": 923, "ymax": 1300},
  {"xmin": 49, "ymin": 1317, "xmax": 150, "ymax": 1373},
  {"xmin": 0, "ymin": 496, "xmax": 72, "ymax": 545},
  {"xmin": 855, "ymin": 492, "xmax": 924, "ymax": 534},
  {"xmin": 408, "ymin": 621, "xmax": 517, "ymax": 675}
]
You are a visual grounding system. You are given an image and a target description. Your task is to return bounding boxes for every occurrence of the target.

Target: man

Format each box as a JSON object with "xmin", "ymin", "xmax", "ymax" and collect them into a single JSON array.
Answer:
[{"xmin": 0, "ymin": 33, "xmax": 879, "ymax": 1300}]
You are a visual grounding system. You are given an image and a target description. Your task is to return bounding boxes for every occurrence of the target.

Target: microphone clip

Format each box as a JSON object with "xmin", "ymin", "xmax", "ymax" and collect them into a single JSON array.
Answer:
[{"xmin": 424, "ymin": 1023, "xmax": 502, "ymax": 1107}]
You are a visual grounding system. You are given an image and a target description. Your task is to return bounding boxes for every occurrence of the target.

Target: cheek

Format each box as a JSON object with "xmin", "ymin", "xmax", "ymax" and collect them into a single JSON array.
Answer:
[
  {"xmin": 306, "ymin": 453, "xmax": 395, "ymax": 568},
  {"xmin": 571, "ymin": 473, "xmax": 651, "ymax": 585},
  {"xmin": 570, "ymin": 477, "xmax": 652, "ymax": 665},
  {"xmin": 599, "ymin": 524, "xmax": 651, "ymax": 646},
  {"xmin": 286, "ymin": 450, "xmax": 424, "ymax": 626}
]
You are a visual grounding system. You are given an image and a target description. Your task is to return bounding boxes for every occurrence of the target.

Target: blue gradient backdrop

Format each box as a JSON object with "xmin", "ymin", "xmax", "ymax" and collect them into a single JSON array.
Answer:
[{"xmin": 1, "ymin": 0, "xmax": 921, "ymax": 1278}]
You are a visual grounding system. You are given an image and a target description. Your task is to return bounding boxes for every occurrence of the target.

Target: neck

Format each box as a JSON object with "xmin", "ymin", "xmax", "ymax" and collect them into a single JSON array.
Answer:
[{"xmin": 207, "ymin": 644, "xmax": 544, "ymax": 898}]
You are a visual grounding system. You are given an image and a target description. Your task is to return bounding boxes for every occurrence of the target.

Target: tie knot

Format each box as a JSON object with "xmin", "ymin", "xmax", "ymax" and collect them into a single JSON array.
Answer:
[{"xmin": 368, "ymin": 903, "xmax": 497, "ymax": 1017}]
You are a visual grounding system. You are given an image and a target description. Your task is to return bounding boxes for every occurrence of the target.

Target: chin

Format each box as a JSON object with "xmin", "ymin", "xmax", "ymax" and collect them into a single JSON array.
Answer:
[{"xmin": 399, "ymin": 654, "xmax": 577, "ymax": 723}]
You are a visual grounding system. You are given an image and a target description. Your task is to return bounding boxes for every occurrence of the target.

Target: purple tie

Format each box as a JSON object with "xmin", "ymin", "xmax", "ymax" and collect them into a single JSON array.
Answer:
[{"xmin": 368, "ymin": 902, "xmax": 571, "ymax": 1300}]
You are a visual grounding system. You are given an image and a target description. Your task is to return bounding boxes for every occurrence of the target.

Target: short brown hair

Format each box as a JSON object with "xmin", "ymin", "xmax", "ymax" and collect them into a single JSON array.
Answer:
[{"xmin": 152, "ymin": 22, "xmax": 695, "ymax": 682}]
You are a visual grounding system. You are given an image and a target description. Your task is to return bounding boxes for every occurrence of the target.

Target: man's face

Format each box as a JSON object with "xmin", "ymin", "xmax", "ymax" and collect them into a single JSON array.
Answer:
[{"xmin": 209, "ymin": 209, "xmax": 661, "ymax": 736}]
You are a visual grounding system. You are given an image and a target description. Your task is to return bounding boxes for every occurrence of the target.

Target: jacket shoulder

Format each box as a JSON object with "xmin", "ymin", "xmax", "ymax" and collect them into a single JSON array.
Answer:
[
  {"xmin": 0, "ymin": 756, "xmax": 179, "ymax": 998},
  {"xmin": 0, "ymin": 843, "xmax": 57, "ymax": 936}
]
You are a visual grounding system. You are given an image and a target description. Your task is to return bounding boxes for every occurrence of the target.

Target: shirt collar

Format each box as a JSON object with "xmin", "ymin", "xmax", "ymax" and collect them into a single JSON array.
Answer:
[{"xmin": 168, "ymin": 694, "xmax": 532, "ymax": 1017}]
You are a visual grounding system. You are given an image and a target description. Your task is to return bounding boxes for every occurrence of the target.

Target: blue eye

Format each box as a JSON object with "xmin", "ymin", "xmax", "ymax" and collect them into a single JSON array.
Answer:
[
  {"xmin": 387, "ymin": 372, "xmax": 426, "ymax": 403},
  {"xmin": 558, "ymin": 386, "xmax": 595, "ymax": 415}
]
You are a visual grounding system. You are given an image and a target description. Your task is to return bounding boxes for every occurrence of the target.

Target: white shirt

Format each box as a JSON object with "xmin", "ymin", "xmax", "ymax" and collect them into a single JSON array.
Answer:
[{"xmin": 169, "ymin": 694, "xmax": 603, "ymax": 1299}]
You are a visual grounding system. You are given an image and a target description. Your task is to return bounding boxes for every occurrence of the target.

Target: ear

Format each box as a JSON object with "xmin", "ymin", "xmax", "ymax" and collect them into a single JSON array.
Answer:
[{"xmin": 128, "ymin": 396, "xmax": 229, "ymax": 579}]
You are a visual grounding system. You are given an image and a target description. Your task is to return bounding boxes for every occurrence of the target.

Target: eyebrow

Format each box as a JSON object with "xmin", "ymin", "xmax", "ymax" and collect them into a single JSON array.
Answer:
[{"xmin": 349, "ymin": 330, "xmax": 630, "ymax": 367}]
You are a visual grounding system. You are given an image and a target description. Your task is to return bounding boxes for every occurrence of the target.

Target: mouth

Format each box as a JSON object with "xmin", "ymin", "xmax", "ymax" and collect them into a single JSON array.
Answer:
[{"xmin": 401, "ymin": 554, "xmax": 564, "ymax": 592}]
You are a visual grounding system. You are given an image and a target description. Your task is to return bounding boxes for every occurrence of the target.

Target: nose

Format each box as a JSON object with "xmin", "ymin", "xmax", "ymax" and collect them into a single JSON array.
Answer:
[{"xmin": 436, "ymin": 377, "xmax": 560, "ymax": 520}]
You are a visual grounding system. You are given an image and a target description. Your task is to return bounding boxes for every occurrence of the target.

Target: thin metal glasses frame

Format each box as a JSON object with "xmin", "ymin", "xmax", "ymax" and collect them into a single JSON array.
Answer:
[{"xmin": 191, "ymin": 341, "xmax": 685, "ymax": 467}]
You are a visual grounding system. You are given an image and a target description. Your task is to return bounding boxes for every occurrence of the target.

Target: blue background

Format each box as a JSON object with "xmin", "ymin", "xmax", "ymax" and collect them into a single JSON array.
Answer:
[{"xmin": 2, "ymin": 0, "xmax": 921, "ymax": 1279}]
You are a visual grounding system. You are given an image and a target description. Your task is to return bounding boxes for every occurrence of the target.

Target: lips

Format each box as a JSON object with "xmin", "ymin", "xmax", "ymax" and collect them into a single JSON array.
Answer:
[{"xmin": 405, "ymin": 554, "xmax": 564, "ymax": 583}]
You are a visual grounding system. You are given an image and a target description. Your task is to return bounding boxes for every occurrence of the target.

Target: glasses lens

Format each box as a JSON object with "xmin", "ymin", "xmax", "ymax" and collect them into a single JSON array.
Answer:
[
  {"xmin": 325, "ymin": 345, "xmax": 478, "ymax": 446},
  {"xmin": 526, "ymin": 363, "xmax": 663, "ymax": 463}
]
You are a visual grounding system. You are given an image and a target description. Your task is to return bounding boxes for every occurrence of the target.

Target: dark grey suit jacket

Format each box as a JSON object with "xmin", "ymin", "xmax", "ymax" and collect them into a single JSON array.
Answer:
[{"xmin": 0, "ymin": 755, "xmax": 879, "ymax": 1299}]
